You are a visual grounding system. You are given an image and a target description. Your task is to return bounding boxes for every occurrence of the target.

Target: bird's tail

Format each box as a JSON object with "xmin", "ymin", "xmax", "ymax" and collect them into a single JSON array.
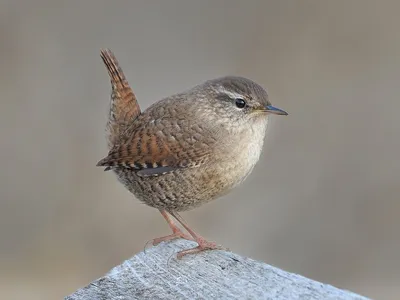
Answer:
[{"xmin": 100, "ymin": 49, "xmax": 141, "ymax": 148}]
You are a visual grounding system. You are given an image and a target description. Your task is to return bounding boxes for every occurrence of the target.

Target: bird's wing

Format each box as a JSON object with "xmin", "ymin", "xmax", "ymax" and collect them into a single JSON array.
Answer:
[{"xmin": 96, "ymin": 118, "xmax": 217, "ymax": 177}]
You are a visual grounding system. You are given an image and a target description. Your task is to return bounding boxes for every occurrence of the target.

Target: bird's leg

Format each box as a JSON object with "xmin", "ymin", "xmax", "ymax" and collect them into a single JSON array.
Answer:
[
  {"xmin": 169, "ymin": 211, "xmax": 223, "ymax": 259},
  {"xmin": 152, "ymin": 209, "xmax": 193, "ymax": 246}
]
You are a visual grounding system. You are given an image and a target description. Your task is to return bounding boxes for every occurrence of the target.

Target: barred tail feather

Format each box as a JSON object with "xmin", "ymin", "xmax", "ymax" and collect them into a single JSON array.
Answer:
[{"xmin": 100, "ymin": 49, "xmax": 141, "ymax": 148}]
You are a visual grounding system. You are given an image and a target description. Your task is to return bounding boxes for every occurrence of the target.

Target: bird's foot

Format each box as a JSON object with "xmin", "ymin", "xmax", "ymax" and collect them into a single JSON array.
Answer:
[
  {"xmin": 176, "ymin": 237, "xmax": 224, "ymax": 259},
  {"xmin": 152, "ymin": 228, "xmax": 193, "ymax": 246}
]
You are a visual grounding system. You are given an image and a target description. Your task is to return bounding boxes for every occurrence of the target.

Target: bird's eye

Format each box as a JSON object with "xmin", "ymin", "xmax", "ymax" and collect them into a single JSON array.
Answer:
[{"xmin": 235, "ymin": 98, "xmax": 246, "ymax": 109}]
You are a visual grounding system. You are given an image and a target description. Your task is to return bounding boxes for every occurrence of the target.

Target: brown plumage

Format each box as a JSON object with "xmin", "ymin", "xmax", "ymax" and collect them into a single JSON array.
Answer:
[
  {"xmin": 97, "ymin": 49, "xmax": 288, "ymax": 258},
  {"xmin": 100, "ymin": 49, "xmax": 141, "ymax": 148}
]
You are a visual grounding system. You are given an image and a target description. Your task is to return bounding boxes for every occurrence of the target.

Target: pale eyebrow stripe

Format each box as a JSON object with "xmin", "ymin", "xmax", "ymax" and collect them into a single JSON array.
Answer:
[{"xmin": 215, "ymin": 86, "xmax": 244, "ymax": 99}]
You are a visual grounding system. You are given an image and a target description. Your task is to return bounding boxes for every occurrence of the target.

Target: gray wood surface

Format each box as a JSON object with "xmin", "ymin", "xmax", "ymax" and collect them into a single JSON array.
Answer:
[{"xmin": 66, "ymin": 239, "xmax": 369, "ymax": 300}]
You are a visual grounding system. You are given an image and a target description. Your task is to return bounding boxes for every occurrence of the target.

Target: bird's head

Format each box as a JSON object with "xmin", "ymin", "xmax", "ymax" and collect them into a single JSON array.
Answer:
[{"xmin": 199, "ymin": 76, "xmax": 287, "ymax": 130}]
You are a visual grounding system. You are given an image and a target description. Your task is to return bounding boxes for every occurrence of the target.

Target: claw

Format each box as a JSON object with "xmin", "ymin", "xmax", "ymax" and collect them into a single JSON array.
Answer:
[
  {"xmin": 152, "ymin": 229, "xmax": 193, "ymax": 246},
  {"xmin": 176, "ymin": 237, "xmax": 223, "ymax": 259}
]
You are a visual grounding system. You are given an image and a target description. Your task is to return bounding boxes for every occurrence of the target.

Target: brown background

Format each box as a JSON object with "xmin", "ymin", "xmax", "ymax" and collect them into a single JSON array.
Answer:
[{"xmin": 1, "ymin": 1, "xmax": 399, "ymax": 299}]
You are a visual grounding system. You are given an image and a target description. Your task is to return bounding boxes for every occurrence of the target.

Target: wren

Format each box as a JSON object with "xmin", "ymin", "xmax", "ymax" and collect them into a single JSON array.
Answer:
[{"xmin": 97, "ymin": 49, "xmax": 288, "ymax": 259}]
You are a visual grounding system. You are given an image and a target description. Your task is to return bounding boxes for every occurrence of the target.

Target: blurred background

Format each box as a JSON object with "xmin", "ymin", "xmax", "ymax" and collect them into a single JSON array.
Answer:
[{"xmin": 1, "ymin": 1, "xmax": 399, "ymax": 299}]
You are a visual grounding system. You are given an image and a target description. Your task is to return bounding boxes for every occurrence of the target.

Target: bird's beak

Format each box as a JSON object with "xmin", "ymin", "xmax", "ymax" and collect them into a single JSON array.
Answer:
[{"xmin": 264, "ymin": 105, "xmax": 288, "ymax": 116}]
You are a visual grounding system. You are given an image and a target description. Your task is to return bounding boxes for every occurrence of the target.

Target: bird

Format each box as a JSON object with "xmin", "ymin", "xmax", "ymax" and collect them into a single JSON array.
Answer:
[{"xmin": 97, "ymin": 49, "xmax": 288, "ymax": 259}]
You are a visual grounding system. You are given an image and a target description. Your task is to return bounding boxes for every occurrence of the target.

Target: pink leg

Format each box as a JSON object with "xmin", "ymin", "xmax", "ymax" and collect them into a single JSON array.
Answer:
[
  {"xmin": 170, "ymin": 211, "xmax": 223, "ymax": 259},
  {"xmin": 152, "ymin": 209, "xmax": 193, "ymax": 246}
]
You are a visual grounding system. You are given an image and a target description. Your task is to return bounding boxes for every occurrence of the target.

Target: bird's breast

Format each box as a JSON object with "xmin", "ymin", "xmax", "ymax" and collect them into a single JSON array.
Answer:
[{"xmin": 218, "ymin": 117, "xmax": 269, "ymax": 188}]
